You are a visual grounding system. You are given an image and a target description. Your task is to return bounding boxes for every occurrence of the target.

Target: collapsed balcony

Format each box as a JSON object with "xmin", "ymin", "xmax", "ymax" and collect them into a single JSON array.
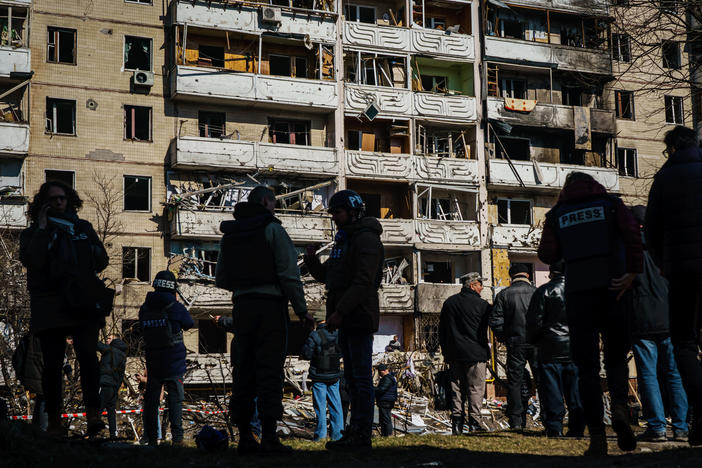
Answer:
[
  {"xmin": 0, "ymin": 4, "xmax": 31, "ymax": 77},
  {"xmin": 0, "ymin": 80, "xmax": 29, "ymax": 155},
  {"xmin": 171, "ymin": 28, "xmax": 336, "ymax": 110},
  {"xmin": 0, "ymin": 157, "xmax": 26, "ymax": 228}
]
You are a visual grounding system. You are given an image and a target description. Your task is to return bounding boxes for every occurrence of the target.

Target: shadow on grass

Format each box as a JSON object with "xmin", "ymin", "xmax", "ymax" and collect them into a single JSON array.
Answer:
[{"xmin": 2, "ymin": 422, "xmax": 701, "ymax": 468}]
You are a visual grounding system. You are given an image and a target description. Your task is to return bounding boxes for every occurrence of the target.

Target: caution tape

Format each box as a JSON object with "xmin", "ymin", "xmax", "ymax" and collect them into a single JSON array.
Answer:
[{"xmin": 10, "ymin": 407, "xmax": 229, "ymax": 421}]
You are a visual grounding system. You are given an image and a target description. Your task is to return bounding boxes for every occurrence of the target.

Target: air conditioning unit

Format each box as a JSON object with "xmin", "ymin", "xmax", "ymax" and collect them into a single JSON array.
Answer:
[
  {"xmin": 132, "ymin": 70, "xmax": 154, "ymax": 87},
  {"xmin": 261, "ymin": 6, "xmax": 282, "ymax": 23}
]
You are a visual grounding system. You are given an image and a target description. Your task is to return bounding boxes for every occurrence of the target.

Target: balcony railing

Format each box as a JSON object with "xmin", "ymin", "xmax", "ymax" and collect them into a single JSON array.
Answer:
[
  {"xmin": 170, "ymin": 0, "xmax": 337, "ymax": 43},
  {"xmin": 379, "ymin": 284, "xmax": 415, "ymax": 313},
  {"xmin": 378, "ymin": 219, "xmax": 415, "ymax": 245},
  {"xmin": 485, "ymin": 36, "xmax": 611, "ymax": 75},
  {"xmin": 0, "ymin": 46, "xmax": 30, "ymax": 77},
  {"xmin": 488, "ymin": 159, "xmax": 620, "ymax": 191},
  {"xmin": 415, "ymin": 220, "xmax": 480, "ymax": 249},
  {"xmin": 492, "ymin": 225, "xmax": 543, "ymax": 250},
  {"xmin": 171, "ymin": 66, "xmax": 337, "ymax": 110},
  {"xmin": 0, "ymin": 201, "xmax": 26, "ymax": 229},
  {"xmin": 0, "ymin": 122, "xmax": 29, "ymax": 155},
  {"xmin": 171, "ymin": 136, "xmax": 338, "ymax": 176}
]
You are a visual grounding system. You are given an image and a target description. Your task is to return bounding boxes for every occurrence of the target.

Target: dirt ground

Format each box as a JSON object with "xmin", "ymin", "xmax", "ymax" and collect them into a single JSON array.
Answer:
[{"xmin": 2, "ymin": 421, "xmax": 702, "ymax": 468}]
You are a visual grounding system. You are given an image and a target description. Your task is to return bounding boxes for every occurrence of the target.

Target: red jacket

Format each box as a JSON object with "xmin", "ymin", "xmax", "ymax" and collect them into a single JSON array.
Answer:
[{"xmin": 538, "ymin": 179, "xmax": 643, "ymax": 275}]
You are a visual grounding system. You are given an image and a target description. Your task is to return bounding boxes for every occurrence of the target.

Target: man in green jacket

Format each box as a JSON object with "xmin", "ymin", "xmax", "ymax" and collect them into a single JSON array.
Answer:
[{"xmin": 215, "ymin": 185, "xmax": 313, "ymax": 455}]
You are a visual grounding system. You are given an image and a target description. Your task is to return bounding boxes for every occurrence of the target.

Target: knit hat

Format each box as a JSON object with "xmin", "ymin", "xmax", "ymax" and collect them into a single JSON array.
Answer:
[
  {"xmin": 153, "ymin": 270, "xmax": 177, "ymax": 292},
  {"xmin": 508, "ymin": 263, "xmax": 530, "ymax": 278}
]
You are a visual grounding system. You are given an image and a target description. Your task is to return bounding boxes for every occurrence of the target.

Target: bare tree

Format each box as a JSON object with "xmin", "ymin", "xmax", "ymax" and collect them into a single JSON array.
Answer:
[{"xmin": 85, "ymin": 170, "xmax": 124, "ymax": 249}]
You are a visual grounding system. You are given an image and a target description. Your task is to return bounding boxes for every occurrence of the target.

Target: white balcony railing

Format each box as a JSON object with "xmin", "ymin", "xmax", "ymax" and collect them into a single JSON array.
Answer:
[
  {"xmin": 0, "ymin": 46, "xmax": 30, "ymax": 77},
  {"xmin": 171, "ymin": 66, "xmax": 337, "ymax": 110},
  {"xmin": 0, "ymin": 122, "xmax": 29, "ymax": 155},
  {"xmin": 171, "ymin": 136, "xmax": 338, "ymax": 176},
  {"xmin": 378, "ymin": 218, "xmax": 415, "ymax": 245},
  {"xmin": 488, "ymin": 159, "xmax": 620, "ymax": 191},
  {"xmin": 415, "ymin": 220, "xmax": 480, "ymax": 248},
  {"xmin": 345, "ymin": 151, "xmax": 413, "ymax": 180},
  {"xmin": 492, "ymin": 225, "xmax": 543, "ymax": 250},
  {"xmin": 378, "ymin": 284, "xmax": 415, "ymax": 313},
  {"xmin": 171, "ymin": 0, "xmax": 337, "ymax": 43},
  {"xmin": 413, "ymin": 156, "xmax": 479, "ymax": 184}
]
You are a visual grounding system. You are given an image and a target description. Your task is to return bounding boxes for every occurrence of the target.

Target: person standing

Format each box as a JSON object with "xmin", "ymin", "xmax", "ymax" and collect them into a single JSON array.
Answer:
[
  {"xmin": 305, "ymin": 190, "xmax": 385, "ymax": 450},
  {"xmin": 439, "ymin": 272, "xmax": 491, "ymax": 435},
  {"xmin": 139, "ymin": 270, "xmax": 194, "ymax": 446},
  {"xmin": 375, "ymin": 364, "xmax": 397, "ymax": 437},
  {"xmin": 526, "ymin": 261, "xmax": 585, "ymax": 438},
  {"xmin": 98, "ymin": 335, "xmax": 127, "ymax": 439},
  {"xmin": 489, "ymin": 264, "xmax": 537, "ymax": 430},
  {"xmin": 301, "ymin": 320, "xmax": 344, "ymax": 442},
  {"xmin": 539, "ymin": 171, "xmax": 643, "ymax": 456},
  {"xmin": 215, "ymin": 185, "xmax": 313, "ymax": 454},
  {"xmin": 19, "ymin": 181, "xmax": 109, "ymax": 437},
  {"xmin": 645, "ymin": 126, "xmax": 702, "ymax": 446}
]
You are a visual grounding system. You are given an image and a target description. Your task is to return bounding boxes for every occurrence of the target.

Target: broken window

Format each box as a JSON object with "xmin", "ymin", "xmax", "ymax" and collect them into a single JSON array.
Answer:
[
  {"xmin": 501, "ymin": 78, "xmax": 527, "ymax": 99},
  {"xmin": 198, "ymin": 320, "xmax": 227, "ymax": 354},
  {"xmin": 124, "ymin": 36, "xmax": 152, "ymax": 70},
  {"xmin": 199, "ymin": 111, "xmax": 225, "ymax": 138},
  {"xmin": 423, "ymin": 261, "xmax": 452, "ymax": 284},
  {"xmin": 124, "ymin": 105, "xmax": 152, "ymax": 141},
  {"xmin": 501, "ymin": 18, "xmax": 523, "ymax": 40},
  {"xmin": 198, "ymin": 44, "xmax": 224, "ymax": 68},
  {"xmin": 617, "ymin": 147, "xmax": 638, "ymax": 177},
  {"xmin": 269, "ymin": 119, "xmax": 311, "ymax": 145},
  {"xmin": 0, "ymin": 6, "xmax": 26, "ymax": 47},
  {"xmin": 662, "ymin": 41, "xmax": 681, "ymax": 69},
  {"xmin": 45, "ymin": 98, "xmax": 76, "ymax": 135},
  {"xmin": 47, "ymin": 27, "xmax": 76, "ymax": 64},
  {"xmin": 660, "ymin": 0, "xmax": 678, "ymax": 12},
  {"xmin": 421, "ymin": 75, "xmax": 448, "ymax": 93},
  {"xmin": 347, "ymin": 52, "xmax": 406, "ymax": 87},
  {"xmin": 497, "ymin": 199, "xmax": 532, "ymax": 225},
  {"xmin": 615, "ymin": 90, "xmax": 635, "ymax": 120},
  {"xmin": 562, "ymin": 87, "xmax": 582, "ymax": 106},
  {"xmin": 665, "ymin": 96, "xmax": 684, "ymax": 124},
  {"xmin": 126, "ymin": 0, "xmax": 152, "ymax": 4},
  {"xmin": 45, "ymin": 169, "xmax": 75, "ymax": 188},
  {"xmin": 124, "ymin": 175, "xmax": 151, "ymax": 211},
  {"xmin": 347, "ymin": 130, "xmax": 362, "ymax": 150},
  {"xmin": 269, "ymin": 55, "xmax": 307, "ymax": 77},
  {"xmin": 495, "ymin": 136, "xmax": 531, "ymax": 160},
  {"xmin": 417, "ymin": 187, "xmax": 475, "ymax": 221},
  {"xmin": 345, "ymin": 4, "xmax": 375, "ymax": 24},
  {"xmin": 122, "ymin": 246, "xmax": 151, "ymax": 281},
  {"xmin": 612, "ymin": 33, "xmax": 631, "ymax": 62}
]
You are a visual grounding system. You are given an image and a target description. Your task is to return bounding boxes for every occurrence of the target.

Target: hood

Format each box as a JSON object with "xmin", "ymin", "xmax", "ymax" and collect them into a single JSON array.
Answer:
[
  {"xmin": 557, "ymin": 177, "xmax": 608, "ymax": 204},
  {"xmin": 220, "ymin": 202, "xmax": 280, "ymax": 235},
  {"xmin": 145, "ymin": 290, "xmax": 178, "ymax": 308},
  {"xmin": 344, "ymin": 216, "xmax": 383, "ymax": 235},
  {"xmin": 664, "ymin": 146, "xmax": 702, "ymax": 168},
  {"xmin": 110, "ymin": 338, "xmax": 127, "ymax": 352}
]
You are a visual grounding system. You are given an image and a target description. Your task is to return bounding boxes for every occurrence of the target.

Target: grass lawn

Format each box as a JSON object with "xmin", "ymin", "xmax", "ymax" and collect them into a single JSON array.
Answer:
[{"xmin": 2, "ymin": 422, "xmax": 701, "ymax": 467}]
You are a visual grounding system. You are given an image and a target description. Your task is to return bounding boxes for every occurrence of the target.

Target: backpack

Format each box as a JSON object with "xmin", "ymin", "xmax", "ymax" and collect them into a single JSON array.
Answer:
[
  {"xmin": 141, "ymin": 302, "xmax": 182, "ymax": 351},
  {"xmin": 311, "ymin": 329, "xmax": 341, "ymax": 373}
]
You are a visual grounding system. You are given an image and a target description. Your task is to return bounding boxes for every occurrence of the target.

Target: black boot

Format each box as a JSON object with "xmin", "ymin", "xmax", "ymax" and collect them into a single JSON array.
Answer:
[
  {"xmin": 325, "ymin": 426, "xmax": 371, "ymax": 451},
  {"xmin": 260, "ymin": 419, "xmax": 292, "ymax": 454},
  {"xmin": 451, "ymin": 416, "xmax": 464, "ymax": 435},
  {"xmin": 237, "ymin": 423, "xmax": 261, "ymax": 456}
]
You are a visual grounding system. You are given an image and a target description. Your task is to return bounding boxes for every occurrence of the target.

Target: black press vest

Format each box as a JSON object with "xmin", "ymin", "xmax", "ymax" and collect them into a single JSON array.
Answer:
[{"xmin": 221, "ymin": 218, "xmax": 277, "ymax": 289}]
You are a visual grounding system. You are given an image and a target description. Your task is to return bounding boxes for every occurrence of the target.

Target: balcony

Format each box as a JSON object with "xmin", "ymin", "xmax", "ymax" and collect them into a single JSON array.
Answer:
[
  {"xmin": 414, "ymin": 156, "xmax": 479, "ymax": 184},
  {"xmin": 345, "ymin": 84, "xmax": 477, "ymax": 121},
  {"xmin": 416, "ymin": 283, "xmax": 462, "ymax": 313},
  {"xmin": 0, "ymin": 46, "xmax": 30, "ymax": 78},
  {"xmin": 487, "ymin": 97, "xmax": 616, "ymax": 134},
  {"xmin": 488, "ymin": 159, "xmax": 620, "ymax": 192},
  {"xmin": 378, "ymin": 219, "xmax": 415, "ymax": 245},
  {"xmin": 170, "ymin": 207, "xmax": 333, "ymax": 242},
  {"xmin": 485, "ymin": 36, "xmax": 611, "ymax": 75},
  {"xmin": 506, "ymin": 0, "xmax": 609, "ymax": 15},
  {"xmin": 170, "ymin": 0, "xmax": 336, "ymax": 43},
  {"xmin": 415, "ymin": 220, "xmax": 480, "ymax": 249},
  {"xmin": 343, "ymin": 22, "xmax": 474, "ymax": 60},
  {"xmin": 492, "ymin": 225, "xmax": 543, "ymax": 250},
  {"xmin": 171, "ymin": 66, "xmax": 337, "ymax": 111},
  {"xmin": 0, "ymin": 201, "xmax": 26, "ymax": 229},
  {"xmin": 0, "ymin": 122, "xmax": 29, "ymax": 155},
  {"xmin": 345, "ymin": 151, "xmax": 413, "ymax": 180},
  {"xmin": 170, "ymin": 137, "xmax": 338, "ymax": 176},
  {"xmin": 379, "ymin": 284, "xmax": 414, "ymax": 314}
]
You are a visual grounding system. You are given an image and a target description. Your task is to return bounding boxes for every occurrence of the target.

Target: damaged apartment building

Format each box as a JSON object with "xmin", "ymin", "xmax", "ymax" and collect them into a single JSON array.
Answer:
[{"xmin": 2, "ymin": 0, "xmax": 686, "ymax": 375}]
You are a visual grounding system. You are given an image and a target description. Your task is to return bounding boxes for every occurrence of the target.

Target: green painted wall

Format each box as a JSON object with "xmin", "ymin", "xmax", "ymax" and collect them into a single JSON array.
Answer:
[{"xmin": 413, "ymin": 57, "xmax": 473, "ymax": 96}]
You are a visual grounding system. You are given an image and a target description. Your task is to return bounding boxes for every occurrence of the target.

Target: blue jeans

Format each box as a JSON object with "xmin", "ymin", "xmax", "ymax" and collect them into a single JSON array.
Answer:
[
  {"xmin": 632, "ymin": 337, "xmax": 689, "ymax": 433},
  {"xmin": 339, "ymin": 331, "xmax": 374, "ymax": 438},
  {"xmin": 312, "ymin": 381, "xmax": 343, "ymax": 441},
  {"xmin": 539, "ymin": 362, "xmax": 585, "ymax": 436}
]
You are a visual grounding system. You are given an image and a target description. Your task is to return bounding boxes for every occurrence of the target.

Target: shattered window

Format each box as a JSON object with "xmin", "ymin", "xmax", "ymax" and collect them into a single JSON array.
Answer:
[
  {"xmin": 665, "ymin": 96, "xmax": 684, "ymax": 124},
  {"xmin": 45, "ymin": 169, "xmax": 75, "ymax": 188},
  {"xmin": 497, "ymin": 199, "xmax": 531, "ymax": 225},
  {"xmin": 501, "ymin": 79, "xmax": 527, "ymax": 99},
  {"xmin": 617, "ymin": 147, "xmax": 638, "ymax": 177},
  {"xmin": 47, "ymin": 27, "xmax": 76, "ymax": 64},
  {"xmin": 344, "ymin": 5, "xmax": 375, "ymax": 24},
  {"xmin": 662, "ymin": 41, "xmax": 681, "ymax": 69},
  {"xmin": 122, "ymin": 247, "xmax": 151, "ymax": 281},
  {"xmin": 421, "ymin": 75, "xmax": 448, "ymax": 93},
  {"xmin": 269, "ymin": 119, "xmax": 310, "ymax": 145},
  {"xmin": 270, "ymin": 55, "xmax": 292, "ymax": 76},
  {"xmin": 615, "ymin": 90, "xmax": 635, "ymax": 119},
  {"xmin": 612, "ymin": 34, "xmax": 631, "ymax": 62},
  {"xmin": 124, "ymin": 36, "xmax": 152, "ymax": 71},
  {"xmin": 198, "ymin": 44, "xmax": 224, "ymax": 68},
  {"xmin": 124, "ymin": 105, "xmax": 152, "ymax": 141},
  {"xmin": 199, "ymin": 111, "xmax": 225, "ymax": 138},
  {"xmin": 45, "ymin": 98, "xmax": 76, "ymax": 135},
  {"xmin": 124, "ymin": 175, "xmax": 151, "ymax": 211}
]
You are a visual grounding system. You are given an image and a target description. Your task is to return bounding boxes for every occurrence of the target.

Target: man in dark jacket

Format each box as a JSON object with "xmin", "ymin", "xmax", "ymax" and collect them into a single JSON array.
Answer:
[
  {"xmin": 489, "ymin": 264, "xmax": 537, "ymax": 430},
  {"xmin": 98, "ymin": 335, "xmax": 127, "ymax": 439},
  {"xmin": 215, "ymin": 185, "xmax": 313, "ymax": 454},
  {"xmin": 375, "ymin": 364, "xmax": 397, "ymax": 436},
  {"xmin": 139, "ymin": 270, "xmax": 194, "ymax": 446},
  {"xmin": 526, "ymin": 261, "xmax": 584, "ymax": 438},
  {"xmin": 539, "ymin": 171, "xmax": 643, "ymax": 456},
  {"xmin": 645, "ymin": 126, "xmax": 702, "ymax": 446},
  {"xmin": 305, "ymin": 190, "xmax": 385, "ymax": 450},
  {"xmin": 439, "ymin": 272, "xmax": 491, "ymax": 435},
  {"xmin": 302, "ymin": 321, "xmax": 344, "ymax": 441},
  {"xmin": 626, "ymin": 205, "xmax": 688, "ymax": 442}
]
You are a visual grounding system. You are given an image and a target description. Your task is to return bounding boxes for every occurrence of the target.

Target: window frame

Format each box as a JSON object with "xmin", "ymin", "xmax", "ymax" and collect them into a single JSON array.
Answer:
[
  {"xmin": 616, "ymin": 147, "xmax": 638, "ymax": 178},
  {"xmin": 123, "ymin": 35, "xmax": 153, "ymax": 72},
  {"xmin": 496, "ymin": 198, "xmax": 533, "ymax": 226},
  {"xmin": 662, "ymin": 40, "xmax": 681, "ymax": 69},
  {"xmin": 501, "ymin": 78, "xmax": 528, "ymax": 99},
  {"xmin": 198, "ymin": 111, "xmax": 226, "ymax": 138},
  {"xmin": 45, "ymin": 97, "xmax": 76, "ymax": 135},
  {"xmin": 122, "ymin": 246, "xmax": 152, "ymax": 282},
  {"xmin": 44, "ymin": 169, "xmax": 75, "ymax": 188},
  {"xmin": 268, "ymin": 118, "xmax": 311, "ymax": 146},
  {"xmin": 344, "ymin": 4, "xmax": 376, "ymax": 24},
  {"xmin": 664, "ymin": 95, "xmax": 685, "ymax": 124},
  {"xmin": 124, "ymin": 105, "xmax": 153, "ymax": 141},
  {"xmin": 614, "ymin": 90, "xmax": 635, "ymax": 120},
  {"xmin": 123, "ymin": 175, "xmax": 152, "ymax": 212},
  {"xmin": 612, "ymin": 33, "xmax": 631, "ymax": 62},
  {"xmin": 47, "ymin": 26, "xmax": 77, "ymax": 65},
  {"xmin": 125, "ymin": 0, "xmax": 152, "ymax": 4}
]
